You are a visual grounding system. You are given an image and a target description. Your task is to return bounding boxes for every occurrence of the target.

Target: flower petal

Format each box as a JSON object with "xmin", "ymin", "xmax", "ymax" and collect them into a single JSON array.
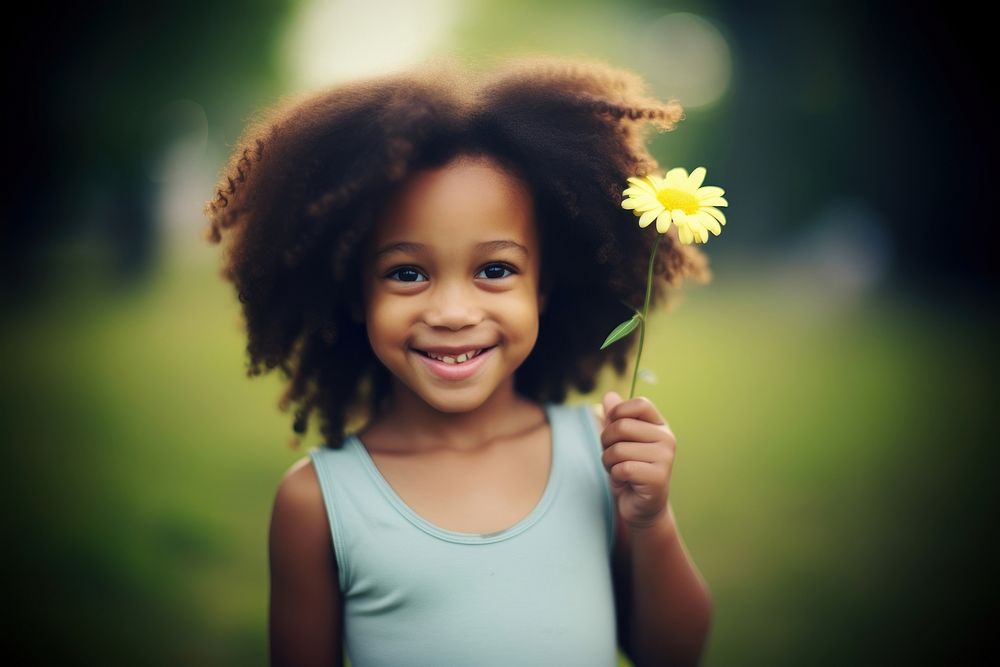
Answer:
[
  {"xmin": 700, "ymin": 196, "xmax": 728, "ymax": 207},
  {"xmin": 672, "ymin": 209, "xmax": 690, "ymax": 234},
  {"xmin": 623, "ymin": 191, "xmax": 650, "ymax": 204},
  {"xmin": 677, "ymin": 224, "xmax": 694, "ymax": 245},
  {"xmin": 664, "ymin": 167, "xmax": 688, "ymax": 188},
  {"xmin": 655, "ymin": 209, "xmax": 672, "ymax": 234},
  {"xmin": 704, "ymin": 206, "xmax": 727, "ymax": 226},
  {"xmin": 696, "ymin": 211, "xmax": 722, "ymax": 236},
  {"xmin": 696, "ymin": 186, "xmax": 725, "ymax": 199},
  {"xmin": 633, "ymin": 201, "xmax": 661, "ymax": 213},
  {"xmin": 626, "ymin": 177, "xmax": 656, "ymax": 194},
  {"xmin": 638, "ymin": 207, "xmax": 661, "ymax": 228},
  {"xmin": 688, "ymin": 166, "xmax": 707, "ymax": 190},
  {"xmin": 622, "ymin": 197, "xmax": 657, "ymax": 211}
]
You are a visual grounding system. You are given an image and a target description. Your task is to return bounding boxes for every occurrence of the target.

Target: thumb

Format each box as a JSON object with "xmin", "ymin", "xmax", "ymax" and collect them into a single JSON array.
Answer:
[{"xmin": 602, "ymin": 390, "xmax": 623, "ymax": 428}]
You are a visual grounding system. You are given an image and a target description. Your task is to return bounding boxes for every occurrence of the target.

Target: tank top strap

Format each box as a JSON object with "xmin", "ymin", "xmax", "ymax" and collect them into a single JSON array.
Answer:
[
  {"xmin": 308, "ymin": 440, "xmax": 386, "ymax": 593},
  {"xmin": 553, "ymin": 401, "xmax": 617, "ymax": 555}
]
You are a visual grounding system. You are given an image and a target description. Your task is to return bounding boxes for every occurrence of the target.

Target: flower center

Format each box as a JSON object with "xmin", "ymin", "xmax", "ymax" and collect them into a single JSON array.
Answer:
[{"xmin": 656, "ymin": 188, "xmax": 700, "ymax": 214}]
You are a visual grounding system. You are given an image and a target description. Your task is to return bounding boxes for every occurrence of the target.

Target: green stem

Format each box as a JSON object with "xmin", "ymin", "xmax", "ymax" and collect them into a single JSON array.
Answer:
[{"xmin": 629, "ymin": 235, "xmax": 661, "ymax": 399}]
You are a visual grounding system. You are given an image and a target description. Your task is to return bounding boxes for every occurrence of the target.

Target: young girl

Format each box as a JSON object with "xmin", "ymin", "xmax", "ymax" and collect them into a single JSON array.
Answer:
[{"xmin": 204, "ymin": 54, "xmax": 714, "ymax": 667}]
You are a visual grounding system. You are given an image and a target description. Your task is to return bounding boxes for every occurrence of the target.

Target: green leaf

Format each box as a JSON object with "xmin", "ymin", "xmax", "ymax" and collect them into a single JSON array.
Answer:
[{"xmin": 599, "ymin": 314, "xmax": 641, "ymax": 350}]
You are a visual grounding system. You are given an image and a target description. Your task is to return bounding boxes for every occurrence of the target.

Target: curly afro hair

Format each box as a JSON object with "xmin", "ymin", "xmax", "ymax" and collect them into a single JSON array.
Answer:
[{"xmin": 203, "ymin": 54, "xmax": 712, "ymax": 450}]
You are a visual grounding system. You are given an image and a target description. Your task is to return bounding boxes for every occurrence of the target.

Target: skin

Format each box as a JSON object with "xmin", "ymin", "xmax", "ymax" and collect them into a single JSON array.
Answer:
[{"xmin": 268, "ymin": 154, "xmax": 713, "ymax": 666}]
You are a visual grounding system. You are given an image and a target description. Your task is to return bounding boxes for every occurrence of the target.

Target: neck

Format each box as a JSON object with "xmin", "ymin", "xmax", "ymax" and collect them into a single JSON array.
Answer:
[{"xmin": 367, "ymin": 378, "xmax": 544, "ymax": 453}]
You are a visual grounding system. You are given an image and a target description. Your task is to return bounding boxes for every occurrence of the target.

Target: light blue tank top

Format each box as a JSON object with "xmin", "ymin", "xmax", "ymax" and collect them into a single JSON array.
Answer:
[{"xmin": 308, "ymin": 401, "xmax": 619, "ymax": 666}]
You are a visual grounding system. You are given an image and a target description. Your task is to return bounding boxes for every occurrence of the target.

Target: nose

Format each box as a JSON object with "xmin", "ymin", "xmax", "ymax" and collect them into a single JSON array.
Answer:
[{"xmin": 422, "ymin": 280, "xmax": 485, "ymax": 330}]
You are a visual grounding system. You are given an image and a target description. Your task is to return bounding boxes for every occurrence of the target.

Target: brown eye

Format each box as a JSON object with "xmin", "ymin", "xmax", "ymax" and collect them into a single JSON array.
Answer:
[
  {"xmin": 476, "ymin": 263, "xmax": 516, "ymax": 280},
  {"xmin": 386, "ymin": 267, "xmax": 426, "ymax": 282}
]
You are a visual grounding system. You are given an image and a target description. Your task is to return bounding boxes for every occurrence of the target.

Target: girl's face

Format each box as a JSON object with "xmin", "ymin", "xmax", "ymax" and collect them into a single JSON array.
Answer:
[{"xmin": 360, "ymin": 154, "xmax": 546, "ymax": 415}]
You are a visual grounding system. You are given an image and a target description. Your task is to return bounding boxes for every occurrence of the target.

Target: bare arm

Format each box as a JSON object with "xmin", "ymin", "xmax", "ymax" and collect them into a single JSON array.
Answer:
[
  {"xmin": 268, "ymin": 457, "xmax": 344, "ymax": 667},
  {"xmin": 627, "ymin": 503, "xmax": 713, "ymax": 666},
  {"xmin": 593, "ymin": 403, "xmax": 713, "ymax": 666}
]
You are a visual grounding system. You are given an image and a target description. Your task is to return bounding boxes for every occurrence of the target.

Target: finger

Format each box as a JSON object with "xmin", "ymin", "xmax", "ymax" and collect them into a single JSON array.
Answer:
[
  {"xmin": 601, "ymin": 441, "xmax": 664, "ymax": 470},
  {"xmin": 602, "ymin": 391, "xmax": 623, "ymax": 429},
  {"xmin": 606, "ymin": 395, "xmax": 666, "ymax": 426},
  {"xmin": 609, "ymin": 459, "xmax": 664, "ymax": 487},
  {"xmin": 600, "ymin": 417, "xmax": 673, "ymax": 449}
]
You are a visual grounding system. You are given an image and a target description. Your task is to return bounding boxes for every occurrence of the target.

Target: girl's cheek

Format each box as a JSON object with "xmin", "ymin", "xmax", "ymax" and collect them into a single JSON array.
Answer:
[{"xmin": 506, "ymin": 303, "xmax": 542, "ymax": 336}]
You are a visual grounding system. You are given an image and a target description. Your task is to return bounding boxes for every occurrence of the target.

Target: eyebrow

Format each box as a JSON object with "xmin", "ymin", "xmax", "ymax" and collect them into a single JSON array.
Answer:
[{"xmin": 373, "ymin": 239, "xmax": 529, "ymax": 260}]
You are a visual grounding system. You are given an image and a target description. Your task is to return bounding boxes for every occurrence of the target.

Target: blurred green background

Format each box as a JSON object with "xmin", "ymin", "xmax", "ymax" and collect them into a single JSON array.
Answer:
[{"xmin": 2, "ymin": 0, "xmax": 995, "ymax": 665}]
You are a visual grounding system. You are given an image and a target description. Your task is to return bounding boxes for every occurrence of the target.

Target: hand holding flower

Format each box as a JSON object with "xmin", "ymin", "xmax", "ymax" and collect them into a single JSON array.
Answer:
[{"xmin": 599, "ymin": 390, "xmax": 677, "ymax": 531}]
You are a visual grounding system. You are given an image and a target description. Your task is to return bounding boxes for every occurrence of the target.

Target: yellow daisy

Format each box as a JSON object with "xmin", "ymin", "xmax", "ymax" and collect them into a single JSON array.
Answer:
[{"xmin": 621, "ymin": 166, "xmax": 728, "ymax": 244}]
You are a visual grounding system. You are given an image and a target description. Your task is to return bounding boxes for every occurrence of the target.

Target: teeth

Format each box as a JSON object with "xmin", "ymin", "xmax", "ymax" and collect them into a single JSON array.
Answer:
[{"xmin": 425, "ymin": 348, "xmax": 484, "ymax": 364}]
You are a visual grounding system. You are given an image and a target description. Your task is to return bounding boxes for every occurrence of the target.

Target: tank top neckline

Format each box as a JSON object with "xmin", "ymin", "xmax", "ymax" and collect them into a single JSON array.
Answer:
[{"xmin": 346, "ymin": 401, "xmax": 562, "ymax": 545}]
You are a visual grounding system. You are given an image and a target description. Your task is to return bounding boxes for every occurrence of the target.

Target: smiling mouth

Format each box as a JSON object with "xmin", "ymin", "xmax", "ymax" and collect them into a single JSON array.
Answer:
[{"xmin": 412, "ymin": 346, "xmax": 497, "ymax": 364}]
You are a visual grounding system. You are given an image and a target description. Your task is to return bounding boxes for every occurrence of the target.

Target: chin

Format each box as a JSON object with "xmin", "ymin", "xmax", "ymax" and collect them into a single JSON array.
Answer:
[{"xmin": 408, "ymin": 387, "xmax": 493, "ymax": 414}]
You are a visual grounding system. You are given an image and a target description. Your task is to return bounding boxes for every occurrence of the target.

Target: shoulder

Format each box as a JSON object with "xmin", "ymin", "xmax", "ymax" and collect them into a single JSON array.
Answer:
[
  {"xmin": 270, "ymin": 456, "xmax": 330, "ymax": 553},
  {"xmin": 276, "ymin": 456, "xmax": 324, "ymax": 510},
  {"xmin": 268, "ymin": 455, "xmax": 339, "ymax": 605}
]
